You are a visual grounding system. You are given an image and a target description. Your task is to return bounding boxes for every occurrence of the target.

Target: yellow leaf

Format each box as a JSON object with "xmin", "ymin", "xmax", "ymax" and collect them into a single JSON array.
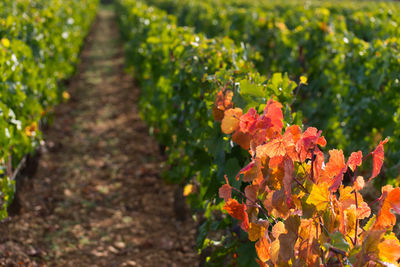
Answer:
[
  {"xmin": 1, "ymin": 38, "xmax": 10, "ymax": 48},
  {"xmin": 183, "ymin": 184, "xmax": 194, "ymax": 196},
  {"xmin": 62, "ymin": 91, "xmax": 70, "ymax": 100},
  {"xmin": 221, "ymin": 108, "xmax": 242, "ymax": 134},
  {"xmin": 306, "ymin": 182, "xmax": 330, "ymax": 211},
  {"xmin": 378, "ymin": 233, "xmax": 400, "ymax": 263},
  {"xmin": 299, "ymin": 76, "xmax": 308, "ymax": 85},
  {"xmin": 25, "ymin": 122, "xmax": 38, "ymax": 137},
  {"xmin": 248, "ymin": 222, "xmax": 266, "ymax": 242}
]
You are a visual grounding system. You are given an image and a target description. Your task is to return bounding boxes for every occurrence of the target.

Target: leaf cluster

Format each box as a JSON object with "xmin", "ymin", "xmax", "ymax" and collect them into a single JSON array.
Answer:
[{"xmin": 146, "ymin": 0, "xmax": 400, "ymax": 183}]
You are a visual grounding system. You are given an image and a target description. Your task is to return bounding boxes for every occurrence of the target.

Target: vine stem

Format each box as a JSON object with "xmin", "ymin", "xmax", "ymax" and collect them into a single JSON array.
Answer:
[
  {"xmin": 293, "ymin": 176, "xmax": 309, "ymax": 194},
  {"xmin": 352, "ymin": 168, "xmax": 359, "ymax": 246},
  {"xmin": 318, "ymin": 216, "xmax": 329, "ymax": 235},
  {"xmin": 368, "ymin": 197, "xmax": 380, "ymax": 207},
  {"xmin": 362, "ymin": 151, "xmax": 372, "ymax": 161},
  {"xmin": 310, "ymin": 148, "xmax": 316, "ymax": 183}
]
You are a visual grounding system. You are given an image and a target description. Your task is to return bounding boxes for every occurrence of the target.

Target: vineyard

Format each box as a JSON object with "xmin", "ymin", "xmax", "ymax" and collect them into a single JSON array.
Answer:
[{"xmin": 1, "ymin": 0, "xmax": 400, "ymax": 266}]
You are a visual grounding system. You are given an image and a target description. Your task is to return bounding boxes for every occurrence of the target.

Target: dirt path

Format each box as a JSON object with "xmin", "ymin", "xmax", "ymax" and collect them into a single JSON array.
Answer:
[{"xmin": 0, "ymin": 8, "xmax": 198, "ymax": 267}]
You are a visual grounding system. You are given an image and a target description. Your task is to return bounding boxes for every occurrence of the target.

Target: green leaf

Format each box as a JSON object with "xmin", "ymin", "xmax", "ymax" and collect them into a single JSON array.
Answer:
[
  {"xmin": 324, "ymin": 231, "xmax": 350, "ymax": 252},
  {"xmin": 239, "ymin": 79, "xmax": 264, "ymax": 98}
]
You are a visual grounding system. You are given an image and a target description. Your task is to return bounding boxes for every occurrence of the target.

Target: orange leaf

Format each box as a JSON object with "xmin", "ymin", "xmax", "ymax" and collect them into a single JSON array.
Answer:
[
  {"xmin": 268, "ymin": 156, "xmax": 283, "ymax": 168},
  {"xmin": 221, "ymin": 108, "xmax": 242, "ymax": 134},
  {"xmin": 256, "ymin": 137, "xmax": 286, "ymax": 161},
  {"xmin": 283, "ymin": 125, "xmax": 301, "ymax": 161},
  {"xmin": 348, "ymin": 151, "xmax": 362, "ymax": 171},
  {"xmin": 223, "ymin": 198, "xmax": 249, "ymax": 231},
  {"xmin": 374, "ymin": 186, "xmax": 400, "ymax": 230},
  {"xmin": 284, "ymin": 125, "xmax": 302, "ymax": 144},
  {"xmin": 357, "ymin": 201, "xmax": 372, "ymax": 220},
  {"xmin": 338, "ymin": 186, "xmax": 371, "ymax": 220},
  {"xmin": 296, "ymin": 219, "xmax": 319, "ymax": 266},
  {"xmin": 324, "ymin": 149, "xmax": 346, "ymax": 179},
  {"xmin": 272, "ymin": 221, "xmax": 287, "ymax": 239},
  {"xmin": 255, "ymin": 235, "xmax": 271, "ymax": 263},
  {"xmin": 357, "ymin": 230, "xmax": 400, "ymax": 265},
  {"xmin": 213, "ymin": 90, "xmax": 233, "ymax": 121},
  {"xmin": 248, "ymin": 222, "xmax": 267, "ymax": 242},
  {"xmin": 322, "ymin": 149, "xmax": 347, "ymax": 191},
  {"xmin": 377, "ymin": 234, "xmax": 400, "ymax": 263},
  {"xmin": 369, "ymin": 138, "xmax": 388, "ymax": 182}
]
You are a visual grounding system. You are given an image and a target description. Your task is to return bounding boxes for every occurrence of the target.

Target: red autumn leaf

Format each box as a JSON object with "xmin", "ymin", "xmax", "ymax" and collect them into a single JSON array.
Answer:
[
  {"xmin": 240, "ymin": 108, "xmax": 259, "ymax": 134},
  {"xmin": 369, "ymin": 138, "xmax": 388, "ymax": 182},
  {"xmin": 212, "ymin": 106, "xmax": 224, "ymax": 122},
  {"xmin": 219, "ymin": 184, "xmax": 232, "ymax": 202},
  {"xmin": 245, "ymin": 185, "xmax": 258, "ymax": 206},
  {"xmin": 250, "ymin": 129, "xmax": 269, "ymax": 148},
  {"xmin": 313, "ymin": 151, "xmax": 325, "ymax": 183},
  {"xmin": 317, "ymin": 149, "xmax": 346, "ymax": 191},
  {"xmin": 265, "ymin": 189, "xmax": 292, "ymax": 219},
  {"xmin": 348, "ymin": 151, "xmax": 362, "ymax": 171},
  {"xmin": 374, "ymin": 185, "xmax": 400, "ymax": 230},
  {"xmin": 261, "ymin": 99, "xmax": 283, "ymax": 132},
  {"xmin": 223, "ymin": 198, "xmax": 249, "ymax": 231},
  {"xmin": 283, "ymin": 125, "xmax": 301, "ymax": 161},
  {"xmin": 328, "ymin": 167, "xmax": 346, "ymax": 192},
  {"xmin": 296, "ymin": 127, "xmax": 325, "ymax": 161},
  {"xmin": 256, "ymin": 136, "xmax": 287, "ymax": 161},
  {"xmin": 319, "ymin": 149, "xmax": 346, "ymax": 191},
  {"xmin": 282, "ymin": 157, "xmax": 294, "ymax": 208},
  {"xmin": 236, "ymin": 161, "xmax": 255, "ymax": 181},
  {"xmin": 324, "ymin": 149, "xmax": 346, "ymax": 179},
  {"xmin": 268, "ymin": 156, "xmax": 283, "ymax": 168},
  {"xmin": 232, "ymin": 129, "xmax": 251, "ymax": 150},
  {"xmin": 284, "ymin": 125, "xmax": 302, "ymax": 144}
]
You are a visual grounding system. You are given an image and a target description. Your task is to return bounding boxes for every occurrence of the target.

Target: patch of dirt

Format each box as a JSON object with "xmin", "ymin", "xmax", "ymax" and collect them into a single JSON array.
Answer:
[{"xmin": 0, "ymin": 8, "xmax": 198, "ymax": 267}]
